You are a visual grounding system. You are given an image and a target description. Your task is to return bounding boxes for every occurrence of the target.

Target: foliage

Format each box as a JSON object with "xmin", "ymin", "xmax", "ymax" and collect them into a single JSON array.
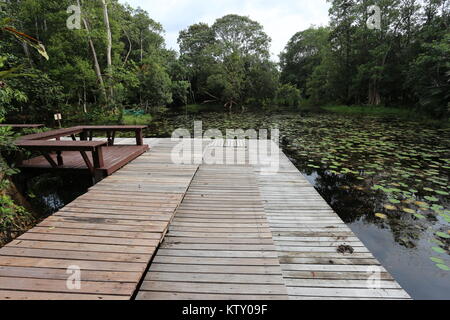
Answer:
[
  {"xmin": 178, "ymin": 14, "xmax": 277, "ymax": 112},
  {"xmin": 0, "ymin": 126, "xmax": 32, "ymax": 243},
  {"xmin": 276, "ymin": 84, "xmax": 302, "ymax": 108},
  {"xmin": 280, "ymin": 0, "xmax": 450, "ymax": 117},
  {"xmin": 122, "ymin": 113, "xmax": 152, "ymax": 125}
]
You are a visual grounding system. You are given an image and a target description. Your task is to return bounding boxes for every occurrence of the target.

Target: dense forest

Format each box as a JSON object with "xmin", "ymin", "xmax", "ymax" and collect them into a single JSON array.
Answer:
[{"xmin": 0, "ymin": 0, "xmax": 448, "ymax": 124}]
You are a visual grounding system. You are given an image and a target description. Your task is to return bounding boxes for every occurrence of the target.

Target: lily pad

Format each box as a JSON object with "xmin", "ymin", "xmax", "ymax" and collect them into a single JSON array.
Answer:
[
  {"xmin": 436, "ymin": 232, "xmax": 450, "ymax": 239},
  {"xmin": 375, "ymin": 213, "xmax": 388, "ymax": 220},
  {"xmin": 436, "ymin": 264, "xmax": 450, "ymax": 271},
  {"xmin": 430, "ymin": 257, "xmax": 445, "ymax": 264},
  {"xmin": 432, "ymin": 247, "xmax": 446, "ymax": 254},
  {"xmin": 424, "ymin": 196, "xmax": 439, "ymax": 202},
  {"xmin": 414, "ymin": 213, "xmax": 426, "ymax": 220}
]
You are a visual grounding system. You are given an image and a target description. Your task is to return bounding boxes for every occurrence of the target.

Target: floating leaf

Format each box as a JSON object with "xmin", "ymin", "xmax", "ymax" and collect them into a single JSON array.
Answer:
[
  {"xmin": 430, "ymin": 257, "xmax": 445, "ymax": 264},
  {"xmin": 384, "ymin": 205, "xmax": 397, "ymax": 211},
  {"xmin": 436, "ymin": 232, "xmax": 450, "ymax": 239},
  {"xmin": 402, "ymin": 208, "xmax": 415, "ymax": 214},
  {"xmin": 432, "ymin": 247, "xmax": 446, "ymax": 254},
  {"xmin": 424, "ymin": 196, "xmax": 439, "ymax": 202},
  {"xmin": 436, "ymin": 264, "xmax": 450, "ymax": 271},
  {"xmin": 375, "ymin": 213, "xmax": 387, "ymax": 220},
  {"xmin": 414, "ymin": 214, "xmax": 426, "ymax": 219}
]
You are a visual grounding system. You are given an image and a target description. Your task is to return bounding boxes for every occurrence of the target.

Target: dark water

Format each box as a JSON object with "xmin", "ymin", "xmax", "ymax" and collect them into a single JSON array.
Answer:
[{"xmin": 16, "ymin": 172, "xmax": 91, "ymax": 217}]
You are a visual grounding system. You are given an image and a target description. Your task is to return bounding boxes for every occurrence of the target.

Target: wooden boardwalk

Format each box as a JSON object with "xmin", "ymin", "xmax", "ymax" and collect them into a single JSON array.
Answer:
[
  {"xmin": 0, "ymin": 139, "xmax": 198, "ymax": 299},
  {"xmin": 0, "ymin": 138, "xmax": 410, "ymax": 300},
  {"xmin": 137, "ymin": 165, "xmax": 288, "ymax": 300}
]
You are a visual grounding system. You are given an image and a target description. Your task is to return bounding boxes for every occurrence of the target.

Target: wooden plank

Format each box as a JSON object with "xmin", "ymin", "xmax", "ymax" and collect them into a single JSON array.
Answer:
[
  {"xmin": 137, "ymin": 165, "xmax": 288, "ymax": 300},
  {"xmin": 0, "ymin": 291, "xmax": 127, "ymax": 300}
]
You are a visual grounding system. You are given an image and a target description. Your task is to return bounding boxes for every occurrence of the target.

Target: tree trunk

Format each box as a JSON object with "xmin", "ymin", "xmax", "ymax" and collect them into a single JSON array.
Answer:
[
  {"xmin": 22, "ymin": 43, "xmax": 33, "ymax": 67},
  {"xmin": 77, "ymin": 0, "xmax": 107, "ymax": 103},
  {"xmin": 122, "ymin": 28, "xmax": 132, "ymax": 67},
  {"xmin": 101, "ymin": 0, "xmax": 114, "ymax": 101},
  {"xmin": 140, "ymin": 31, "xmax": 143, "ymax": 62}
]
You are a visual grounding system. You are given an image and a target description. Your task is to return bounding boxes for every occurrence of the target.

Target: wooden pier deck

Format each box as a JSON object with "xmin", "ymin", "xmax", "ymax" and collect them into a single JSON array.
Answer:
[{"xmin": 0, "ymin": 138, "xmax": 410, "ymax": 300}]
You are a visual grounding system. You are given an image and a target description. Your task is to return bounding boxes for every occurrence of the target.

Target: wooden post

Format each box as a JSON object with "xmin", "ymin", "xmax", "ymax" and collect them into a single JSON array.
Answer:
[
  {"xmin": 80, "ymin": 132, "xmax": 88, "ymax": 141},
  {"xmin": 80, "ymin": 151, "xmax": 94, "ymax": 174},
  {"xmin": 107, "ymin": 131, "xmax": 115, "ymax": 146},
  {"xmin": 92, "ymin": 146, "xmax": 104, "ymax": 168},
  {"xmin": 42, "ymin": 153, "xmax": 58, "ymax": 168},
  {"xmin": 56, "ymin": 151, "xmax": 64, "ymax": 166},
  {"xmin": 136, "ymin": 129, "xmax": 143, "ymax": 146}
]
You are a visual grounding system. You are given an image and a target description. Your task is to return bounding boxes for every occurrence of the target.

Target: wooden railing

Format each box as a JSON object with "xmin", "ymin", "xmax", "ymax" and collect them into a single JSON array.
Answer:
[
  {"xmin": 16, "ymin": 140, "xmax": 107, "ymax": 174},
  {"xmin": 15, "ymin": 125, "xmax": 148, "ymax": 175}
]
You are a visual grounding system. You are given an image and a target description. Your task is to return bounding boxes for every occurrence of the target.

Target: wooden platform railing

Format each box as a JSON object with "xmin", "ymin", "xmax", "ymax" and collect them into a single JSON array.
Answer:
[
  {"xmin": 16, "ymin": 125, "xmax": 146, "ymax": 146},
  {"xmin": 15, "ymin": 125, "xmax": 148, "ymax": 179}
]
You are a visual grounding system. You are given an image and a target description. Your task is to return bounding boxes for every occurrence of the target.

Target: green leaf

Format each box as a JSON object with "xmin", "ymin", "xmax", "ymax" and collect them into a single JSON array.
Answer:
[
  {"xmin": 436, "ymin": 264, "xmax": 450, "ymax": 271},
  {"xmin": 432, "ymin": 247, "xmax": 446, "ymax": 254},
  {"xmin": 424, "ymin": 196, "xmax": 439, "ymax": 202},
  {"xmin": 375, "ymin": 213, "xmax": 387, "ymax": 220},
  {"xmin": 430, "ymin": 257, "xmax": 445, "ymax": 264},
  {"xmin": 436, "ymin": 232, "xmax": 450, "ymax": 239},
  {"xmin": 2, "ymin": 26, "xmax": 49, "ymax": 60}
]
